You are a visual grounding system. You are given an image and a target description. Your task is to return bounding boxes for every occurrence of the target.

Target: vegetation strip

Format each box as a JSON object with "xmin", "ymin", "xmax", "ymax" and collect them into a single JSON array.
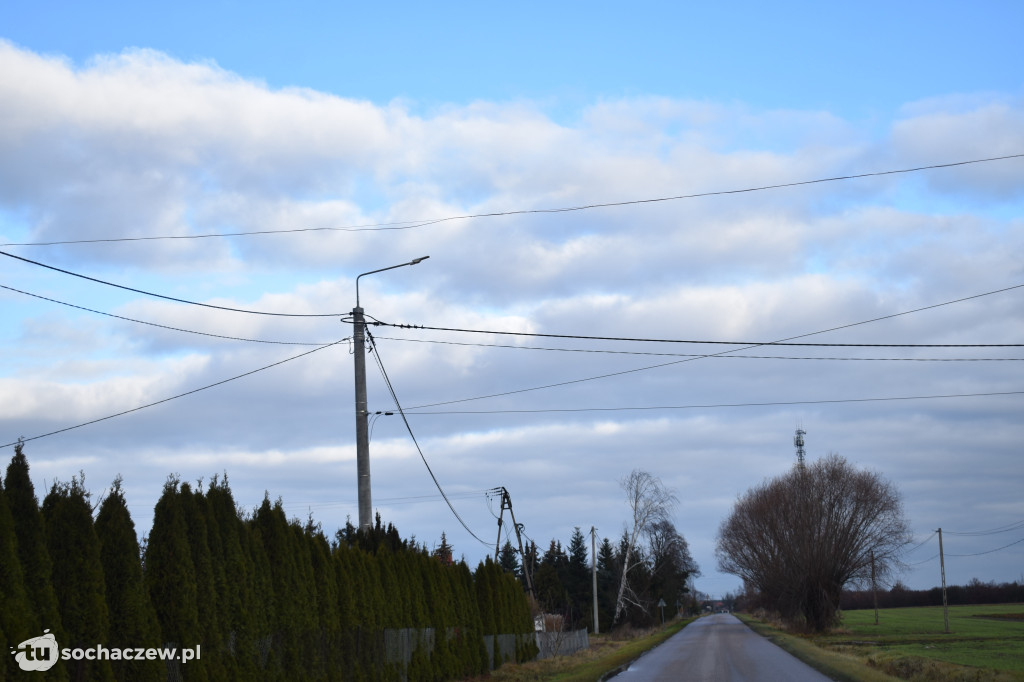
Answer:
[
  {"xmin": 737, "ymin": 614, "xmax": 899, "ymax": 682},
  {"xmin": 483, "ymin": 618, "xmax": 693, "ymax": 682},
  {"xmin": 740, "ymin": 607, "xmax": 1024, "ymax": 682}
]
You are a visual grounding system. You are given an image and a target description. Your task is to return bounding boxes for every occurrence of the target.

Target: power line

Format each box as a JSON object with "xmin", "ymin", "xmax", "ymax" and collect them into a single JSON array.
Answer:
[
  {"xmin": 5, "ymin": 153, "xmax": 1023, "ymax": 247},
  {"xmin": 6, "ymin": 271, "xmax": 1021, "ymax": 357},
  {"xmin": 365, "ymin": 328, "xmax": 491, "ymax": 547},
  {"xmin": 396, "ymin": 390, "xmax": 1024, "ymax": 415},
  {"xmin": 383, "ymin": 277, "xmax": 1024, "ymax": 348},
  {"xmin": 944, "ymin": 518, "xmax": 1024, "ymax": 536},
  {"xmin": 0, "ymin": 250, "xmax": 345, "ymax": 317},
  {"xmin": 382, "ymin": 282, "xmax": 1024, "ymax": 411},
  {"xmin": 376, "ymin": 335, "xmax": 1024, "ymax": 362},
  {"xmin": 908, "ymin": 553, "xmax": 939, "ymax": 566},
  {"xmin": 281, "ymin": 490, "xmax": 492, "ymax": 513},
  {"xmin": 1, "ymin": 284, "xmax": 336, "ymax": 345},
  {"xmin": 1, "ymin": 339, "xmax": 346, "ymax": 449},
  {"xmin": 9, "ymin": 275, "xmax": 1017, "ymax": 355},
  {"xmin": 905, "ymin": 531, "xmax": 937, "ymax": 553},
  {"xmin": 946, "ymin": 536, "xmax": 1024, "ymax": 558}
]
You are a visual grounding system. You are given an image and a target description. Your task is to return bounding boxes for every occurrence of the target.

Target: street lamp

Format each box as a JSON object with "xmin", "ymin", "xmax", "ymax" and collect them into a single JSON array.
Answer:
[{"xmin": 352, "ymin": 256, "xmax": 429, "ymax": 532}]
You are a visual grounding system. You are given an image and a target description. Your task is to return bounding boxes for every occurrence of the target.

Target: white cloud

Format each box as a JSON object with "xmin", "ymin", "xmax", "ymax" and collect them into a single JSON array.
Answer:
[{"xmin": 2, "ymin": 41, "xmax": 1023, "ymax": 595}]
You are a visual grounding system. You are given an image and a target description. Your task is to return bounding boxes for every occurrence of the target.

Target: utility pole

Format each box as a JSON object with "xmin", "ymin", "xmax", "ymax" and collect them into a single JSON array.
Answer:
[
  {"xmin": 591, "ymin": 526, "xmax": 599, "ymax": 634},
  {"xmin": 938, "ymin": 527, "xmax": 949, "ymax": 633},
  {"xmin": 871, "ymin": 549, "xmax": 878, "ymax": 625},
  {"xmin": 352, "ymin": 257, "xmax": 429, "ymax": 532},
  {"xmin": 491, "ymin": 487, "xmax": 534, "ymax": 596}
]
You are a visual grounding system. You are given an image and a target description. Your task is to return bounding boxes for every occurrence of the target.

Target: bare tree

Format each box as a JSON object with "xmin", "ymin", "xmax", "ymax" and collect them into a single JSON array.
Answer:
[
  {"xmin": 614, "ymin": 469, "xmax": 677, "ymax": 624},
  {"xmin": 716, "ymin": 453, "xmax": 910, "ymax": 631}
]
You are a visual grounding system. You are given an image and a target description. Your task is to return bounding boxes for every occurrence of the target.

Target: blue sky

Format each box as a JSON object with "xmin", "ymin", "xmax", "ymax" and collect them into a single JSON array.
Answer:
[
  {"xmin": 1, "ymin": 1, "xmax": 1023, "ymax": 602},
  {"xmin": 5, "ymin": 1, "xmax": 1022, "ymax": 114}
]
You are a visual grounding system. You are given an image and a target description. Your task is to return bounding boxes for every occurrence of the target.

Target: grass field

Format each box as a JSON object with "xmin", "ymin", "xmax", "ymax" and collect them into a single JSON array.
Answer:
[{"xmin": 822, "ymin": 604, "xmax": 1024, "ymax": 679}]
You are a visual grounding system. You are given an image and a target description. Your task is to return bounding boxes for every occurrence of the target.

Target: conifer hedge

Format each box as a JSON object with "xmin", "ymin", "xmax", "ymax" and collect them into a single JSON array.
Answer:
[{"xmin": 1, "ymin": 447, "xmax": 537, "ymax": 681}]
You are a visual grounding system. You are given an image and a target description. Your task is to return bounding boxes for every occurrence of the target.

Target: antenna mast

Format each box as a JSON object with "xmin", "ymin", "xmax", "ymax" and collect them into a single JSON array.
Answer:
[{"xmin": 794, "ymin": 426, "xmax": 806, "ymax": 469}]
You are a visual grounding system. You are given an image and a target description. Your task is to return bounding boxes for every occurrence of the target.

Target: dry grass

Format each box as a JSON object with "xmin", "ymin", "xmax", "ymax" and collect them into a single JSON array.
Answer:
[{"xmin": 470, "ymin": 619, "xmax": 693, "ymax": 682}]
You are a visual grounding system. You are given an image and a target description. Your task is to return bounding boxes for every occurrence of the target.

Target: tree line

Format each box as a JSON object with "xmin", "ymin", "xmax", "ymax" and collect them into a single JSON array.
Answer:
[
  {"xmin": 840, "ymin": 578, "xmax": 1024, "ymax": 611},
  {"xmin": 496, "ymin": 471, "xmax": 701, "ymax": 632},
  {"xmin": 1, "ymin": 443, "xmax": 535, "ymax": 681}
]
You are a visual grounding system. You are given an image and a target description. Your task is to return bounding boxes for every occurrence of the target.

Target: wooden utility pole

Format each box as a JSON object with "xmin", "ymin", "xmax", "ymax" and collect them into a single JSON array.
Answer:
[
  {"xmin": 591, "ymin": 526, "xmax": 599, "ymax": 634},
  {"xmin": 938, "ymin": 527, "xmax": 950, "ymax": 633}
]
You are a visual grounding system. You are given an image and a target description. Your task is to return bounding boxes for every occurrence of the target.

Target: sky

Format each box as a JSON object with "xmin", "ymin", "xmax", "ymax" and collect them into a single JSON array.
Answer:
[{"xmin": 1, "ymin": 1, "xmax": 1022, "ymax": 601}]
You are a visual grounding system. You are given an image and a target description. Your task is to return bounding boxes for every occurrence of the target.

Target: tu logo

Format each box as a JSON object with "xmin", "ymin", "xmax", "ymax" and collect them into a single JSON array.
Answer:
[{"xmin": 10, "ymin": 630, "xmax": 59, "ymax": 672}]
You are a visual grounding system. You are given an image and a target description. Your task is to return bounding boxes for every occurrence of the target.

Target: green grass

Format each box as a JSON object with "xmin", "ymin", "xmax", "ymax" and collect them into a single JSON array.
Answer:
[
  {"xmin": 827, "ymin": 604, "xmax": 1024, "ymax": 674},
  {"xmin": 737, "ymin": 613, "xmax": 899, "ymax": 682}
]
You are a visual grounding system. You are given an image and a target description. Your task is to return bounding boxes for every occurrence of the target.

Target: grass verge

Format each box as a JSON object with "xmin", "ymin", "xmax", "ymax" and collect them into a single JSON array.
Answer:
[
  {"xmin": 737, "ymin": 613, "xmax": 899, "ymax": 682},
  {"xmin": 478, "ymin": 618, "xmax": 694, "ymax": 682},
  {"xmin": 739, "ymin": 607, "xmax": 1024, "ymax": 682}
]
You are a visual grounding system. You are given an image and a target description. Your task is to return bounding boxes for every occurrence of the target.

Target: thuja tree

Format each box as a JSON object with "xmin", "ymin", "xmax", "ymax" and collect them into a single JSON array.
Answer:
[
  {"xmin": 42, "ymin": 475, "xmax": 114, "ymax": 681},
  {"xmin": 205, "ymin": 475, "xmax": 266, "ymax": 677},
  {"xmin": 716, "ymin": 454, "xmax": 911, "ymax": 632},
  {"xmin": 251, "ymin": 496, "xmax": 319, "ymax": 679},
  {"xmin": 177, "ymin": 482, "xmax": 225, "ymax": 681},
  {"xmin": 94, "ymin": 477, "xmax": 163, "ymax": 682},
  {"xmin": 145, "ymin": 477, "xmax": 201, "ymax": 675},
  {"xmin": 4, "ymin": 443, "xmax": 68, "ymax": 680},
  {"xmin": 474, "ymin": 558, "xmax": 537, "ymax": 667},
  {"xmin": 0, "ymin": 470, "xmax": 37, "ymax": 680}
]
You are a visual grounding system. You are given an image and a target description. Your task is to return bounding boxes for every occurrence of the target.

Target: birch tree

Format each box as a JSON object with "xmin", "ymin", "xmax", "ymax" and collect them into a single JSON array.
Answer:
[{"xmin": 613, "ymin": 469, "xmax": 677, "ymax": 624}]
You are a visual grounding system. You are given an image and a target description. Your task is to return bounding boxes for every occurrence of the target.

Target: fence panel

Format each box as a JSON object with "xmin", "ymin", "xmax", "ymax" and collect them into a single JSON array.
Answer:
[{"xmin": 535, "ymin": 628, "xmax": 589, "ymax": 660}]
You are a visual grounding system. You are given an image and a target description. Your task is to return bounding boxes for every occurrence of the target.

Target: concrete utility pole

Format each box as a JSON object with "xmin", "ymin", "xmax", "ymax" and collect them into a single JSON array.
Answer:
[
  {"xmin": 591, "ymin": 526, "xmax": 599, "ymax": 634},
  {"xmin": 938, "ymin": 527, "xmax": 950, "ymax": 633},
  {"xmin": 871, "ymin": 549, "xmax": 879, "ymax": 626},
  {"xmin": 352, "ymin": 257, "xmax": 429, "ymax": 532},
  {"xmin": 491, "ymin": 487, "xmax": 534, "ymax": 596}
]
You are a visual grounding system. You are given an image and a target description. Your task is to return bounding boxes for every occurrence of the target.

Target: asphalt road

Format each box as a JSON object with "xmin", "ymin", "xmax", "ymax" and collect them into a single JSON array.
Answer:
[{"xmin": 616, "ymin": 614, "xmax": 833, "ymax": 682}]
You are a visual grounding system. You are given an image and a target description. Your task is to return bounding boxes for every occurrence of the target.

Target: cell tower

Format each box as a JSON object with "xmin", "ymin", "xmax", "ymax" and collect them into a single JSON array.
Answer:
[{"xmin": 794, "ymin": 427, "xmax": 806, "ymax": 469}]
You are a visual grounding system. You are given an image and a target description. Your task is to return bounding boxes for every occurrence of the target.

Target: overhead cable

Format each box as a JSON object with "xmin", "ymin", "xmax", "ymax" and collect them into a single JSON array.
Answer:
[
  {"xmin": 393, "ymin": 390, "xmax": 1024, "ymax": 415},
  {"xmin": 0, "ymin": 250, "xmax": 345, "ymax": 317},
  {"xmin": 1, "ymin": 284, "xmax": 335, "ymax": 345},
  {"xmin": 0, "ymin": 339, "xmax": 346, "ymax": 448},
  {"xmin": 365, "ymin": 328, "xmax": 491, "ymax": 547},
  {"xmin": 5, "ymin": 153, "xmax": 1023, "ymax": 246},
  {"xmin": 944, "ymin": 518, "xmax": 1024, "ymax": 536},
  {"xmin": 904, "ymin": 531, "xmax": 937, "ymax": 554},
  {"xmin": 388, "ymin": 282, "xmax": 1024, "ymax": 411},
  {"xmin": 383, "ymin": 278, "xmax": 1024, "ymax": 348},
  {"xmin": 376, "ymin": 336, "xmax": 1024, "ymax": 361},
  {"xmin": 946, "ymin": 536, "xmax": 1024, "ymax": 557}
]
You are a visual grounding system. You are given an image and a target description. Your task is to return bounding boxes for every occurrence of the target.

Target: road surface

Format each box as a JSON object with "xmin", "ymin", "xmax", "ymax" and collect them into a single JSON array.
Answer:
[{"xmin": 616, "ymin": 613, "xmax": 833, "ymax": 681}]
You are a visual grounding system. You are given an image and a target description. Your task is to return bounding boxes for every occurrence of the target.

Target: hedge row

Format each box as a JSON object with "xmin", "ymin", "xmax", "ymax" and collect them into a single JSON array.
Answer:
[{"xmin": 1, "ymin": 444, "xmax": 536, "ymax": 681}]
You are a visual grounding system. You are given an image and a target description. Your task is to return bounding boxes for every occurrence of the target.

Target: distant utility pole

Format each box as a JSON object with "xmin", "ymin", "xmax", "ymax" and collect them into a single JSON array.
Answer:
[
  {"xmin": 491, "ymin": 487, "xmax": 534, "ymax": 596},
  {"xmin": 938, "ymin": 527, "xmax": 950, "ymax": 633},
  {"xmin": 352, "ymin": 257, "xmax": 429, "ymax": 532},
  {"xmin": 871, "ymin": 549, "xmax": 879, "ymax": 626},
  {"xmin": 591, "ymin": 526, "xmax": 599, "ymax": 635}
]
